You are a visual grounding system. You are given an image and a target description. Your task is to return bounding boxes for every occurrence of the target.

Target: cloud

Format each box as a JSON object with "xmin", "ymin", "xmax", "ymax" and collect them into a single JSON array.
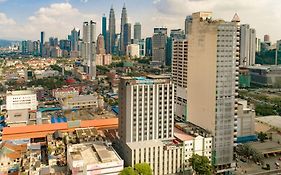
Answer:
[
  {"xmin": 151, "ymin": 0, "xmax": 281, "ymax": 41},
  {"xmin": 0, "ymin": 2, "xmax": 97, "ymax": 40},
  {"xmin": 0, "ymin": 12, "xmax": 16, "ymax": 25}
]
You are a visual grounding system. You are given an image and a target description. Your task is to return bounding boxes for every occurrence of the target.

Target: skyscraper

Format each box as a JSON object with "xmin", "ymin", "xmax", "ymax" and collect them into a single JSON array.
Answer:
[
  {"xmin": 240, "ymin": 24, "xmax": 256, "ymax": 66},
  {"xmin": 184, "ymin": 15, "xmax": 192, "ymax": 37},
  {"xmin": 108, "ymin": 6, "xmax": 116, "ymax": 54},
  {"xmin": 152, "ymin": 27, "xmax": 167, "ymax": 66},
  {"xmin": 96, "ymin": 34, "xmax": 105, "ymax": 55},
  {"xmin": 40, "ymin": 31, "xmax": 45, "ymax": 56},
  {"xmin": 70, "ymin": 28, "xmax": 79, "ymax": 52},
  {"xmin": 120, "ymin": 4, "xmax": 128, "ymax": 55},
  {"xmin": 102, "ymin": 14, "xmax": 107, "ymax": 49},
  {"xmin": 145, "ymin": 37, "xmax": 152, "ymax": 57},
  {"xmin": 186, "ymin": 12, "xmax": 239, "ymax": 174},
  {"xmin": 133, "ymin": 22, "xmax": 141, "ymax": 41},
  {"xmin": 123, "ymin": 23, "xmax": 131, "ymax": 54},
  {"xmin": 82, "ymin": 20, "xmax": 96, "ymax": 79}
]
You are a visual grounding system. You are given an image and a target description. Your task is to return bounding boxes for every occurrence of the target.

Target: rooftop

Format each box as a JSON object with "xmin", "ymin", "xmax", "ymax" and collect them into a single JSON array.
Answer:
[
  {"xmin": 175, "ymin": 122, "xmax": 212, "ymax": 138},
  {"xmin": 174, "ymin": 127, "xmax": 194, "ymax": 141},
  {"xmin": 67, "ymin": 95, "xmax": 97, "ymax": 103},
  {"xmin": 7, "ymin": 90, "xmax": 34, "ymax": 96},
  {"xmin": 68, "ymin": 142, "xmax": 122, "ymax": 165},
  {"xmin": 255, "ymin": 116, "xmax": 281, "ymax": 130}
]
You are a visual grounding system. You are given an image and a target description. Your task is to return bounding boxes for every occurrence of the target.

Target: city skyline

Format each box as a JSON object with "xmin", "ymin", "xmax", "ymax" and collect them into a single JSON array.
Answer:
[{"xmin": 0, "ymin": 0, "xmax": 281, "ymax": 41}]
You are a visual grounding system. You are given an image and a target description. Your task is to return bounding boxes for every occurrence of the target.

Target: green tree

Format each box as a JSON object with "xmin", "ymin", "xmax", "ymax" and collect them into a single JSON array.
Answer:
[
  {"xmin": 119, "ymin": 163, "xmax": 152, "ymax": 175},
  {"xmin": 257, "ymin": 132, "xmax": 268, "ymax": 142},
  {"xmin": 120, "ymin": 167, "xmax": 137, "ymax": 175},
  {"xmin": 189, "ymin": 154, "xmax": 212, "ymax": 175},
  {"xmin": 134, "ymin": 163, "xmax": 152, "ymax": 175}
]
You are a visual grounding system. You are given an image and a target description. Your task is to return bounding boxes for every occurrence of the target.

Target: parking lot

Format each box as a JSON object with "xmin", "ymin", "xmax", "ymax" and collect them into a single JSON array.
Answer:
[{"xmin": 236, "ymin": 155, "xmax": 281, "ymax": 174}]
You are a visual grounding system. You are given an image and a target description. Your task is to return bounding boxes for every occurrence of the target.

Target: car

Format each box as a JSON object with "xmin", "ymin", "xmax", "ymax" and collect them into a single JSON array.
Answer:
[
  {"xmin": 240, "ymin": 158, "xmax": 247, "ymax": 163},
  {"xmin": 279, "ymin": 157, "xmax": 281, "ymax": 161}
]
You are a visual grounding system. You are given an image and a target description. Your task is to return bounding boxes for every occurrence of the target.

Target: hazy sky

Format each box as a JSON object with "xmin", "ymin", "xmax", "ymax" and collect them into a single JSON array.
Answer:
[{"xmin": 0, "ymin": 0, "xmax": 280, "ymax": 42}]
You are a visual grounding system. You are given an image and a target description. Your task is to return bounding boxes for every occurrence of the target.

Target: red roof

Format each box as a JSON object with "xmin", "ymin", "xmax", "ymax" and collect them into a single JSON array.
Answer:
[{"xmin": 2, "ymin": 118, "xmax": 118, "ymax": 140}]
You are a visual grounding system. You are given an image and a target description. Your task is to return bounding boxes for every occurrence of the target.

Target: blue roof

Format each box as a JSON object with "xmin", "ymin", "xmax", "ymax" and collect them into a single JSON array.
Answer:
[
  {"xmin": 112, "ymin": 106, "xmax": 119, "ymax": 115},
  {"xmin": 237, "ymin": 135, "xmax": 258, "ymax": 143},
  {"xmin": 38, "ymin": 107, "xmax": 62, "ymax": 112},
  {"xmin": 51, "ymin": 116, "xmax": 67, "ymax": 123}
]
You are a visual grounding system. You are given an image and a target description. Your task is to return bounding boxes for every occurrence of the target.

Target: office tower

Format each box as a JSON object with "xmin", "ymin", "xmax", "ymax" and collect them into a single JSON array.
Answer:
[
  {"xmin": 40, "ymin": 31, "xmax": 45, "ymax": 56},
  {"xmin": 166, "ymin": 37, "xmax": 172, "ymax": 66},
  {"xmin": 102, "ymin": 14, "xmax": 107, "ymax": 49},
  {"xmin": 134, "ymin": 22, "xmax": 141, "ymax": 41},
  {"xmin": 49, "ymin": 37, "xmax": 59, "ymax": 47},
  {"xmin": 264, "ymin": 34, "xmax": 270, "ymax": 42},
  {"xmin": 124, "ymin": 23, "xmax": 131, "ymax": 54},
  {"xmin": 96, "ymin": 34, "xmax": 106, "ymax": 54},
  {"xmin": 240, "ymin": 24, "xmax": 256, "ymax": 66},
  {"xmin": 21, "ymin": 40, "xmax": 33, "ymax": 54},
  {"xmin": 172, "ymin": 39, "xmax": 188, "ymax": 120},
  {"xmin": 152, "ymin": 27, "xmax": 167, "ymax": 66},
  {"xmin": 113, "ymin": 33, "xmax": 120, "ymax": 55},
  {"xmin": 138, "ymin": 39, "xmax": 145, "ymax": 57},
  {"xmin": 70, "ymin": 28, "xmax": 79, "ymax": 52},
  {"xmin": 59, "ymin": 40, "xmax": 71, "ymax": 52},
  {"xmin": 108, "ymin": 6, "xmax": 116, "ymax": 54},
  {"xmin": 120, "ymin": 4, "xmax": 128, "ymax": 55},
  {"xmin": 32, "ymin": 40, "xmax": 40, "ymax": 56},
  {"xmin": 145, "ymin": 37, "xmax": 152, "ymax": 57},
  {"xmin": 184, "ymin": 15, "xmax": 192, "ymax": 37},
  {"xmin": 82, "ymin": 20, "xmax": 96, "ymax": 79},
  {"xmin": 187, "ymin": 12, "xmax": 239, "ymax": 174}
]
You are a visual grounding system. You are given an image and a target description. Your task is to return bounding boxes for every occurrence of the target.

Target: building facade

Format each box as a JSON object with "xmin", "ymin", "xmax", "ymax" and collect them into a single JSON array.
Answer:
[
  {"xmin": 152, "ymin": 28, "xmax": 167, "ymax": 66},
  {"xmin": 172, "ymin": 39, "xmax": 188, "ymax": 120},
  {"xmin": 186, "ymin": 12, "xmax": 239, "ymax": 173},
  {"xmin": 126, "ymin": 44, "xmax": 140, "ymax": 58}
]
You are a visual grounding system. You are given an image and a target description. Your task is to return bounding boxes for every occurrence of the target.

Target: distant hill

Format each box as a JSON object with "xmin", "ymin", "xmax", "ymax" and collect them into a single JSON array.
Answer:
[{"xmin": 0, "ymin": 39, "xmax": 20, "ymax": 48}]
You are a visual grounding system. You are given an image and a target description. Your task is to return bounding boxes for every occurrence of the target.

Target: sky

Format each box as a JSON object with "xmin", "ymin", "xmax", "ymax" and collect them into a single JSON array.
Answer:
[{"xmin": 0, "ymin": 0, "xmax": 280, "ymax": 42}]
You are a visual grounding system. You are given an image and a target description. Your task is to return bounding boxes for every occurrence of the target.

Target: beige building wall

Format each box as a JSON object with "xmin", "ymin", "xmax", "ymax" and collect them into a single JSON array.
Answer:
[{"xmin": 187, "ymin": 12, "xmax": 217, "ymax": 132}]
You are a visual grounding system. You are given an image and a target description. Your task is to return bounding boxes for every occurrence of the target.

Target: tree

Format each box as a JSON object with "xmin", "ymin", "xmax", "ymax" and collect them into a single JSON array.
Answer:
[
  {"xmin": 119, "ymin": 163, "xmax": 152, "ymax": 175},
  {"xmin": 120, "ymin": 167, "xmax": 137, "ymax": 175},
  {"xmin": 189, "ymin": 154, "xmax": 212, "ymax": 175},
  {"xmin": 257, "ymin": 132, "xmax": 268, "ymax": 142},
  {"xmin": 134, "ymin": 163, "xmax": 152, "ymax": 175}
]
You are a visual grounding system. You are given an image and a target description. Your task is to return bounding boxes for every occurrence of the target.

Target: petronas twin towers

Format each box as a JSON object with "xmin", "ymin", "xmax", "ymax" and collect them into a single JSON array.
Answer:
[{"xmin": 107, "ymin": 4, "xmax": 130, "ymax": 55}]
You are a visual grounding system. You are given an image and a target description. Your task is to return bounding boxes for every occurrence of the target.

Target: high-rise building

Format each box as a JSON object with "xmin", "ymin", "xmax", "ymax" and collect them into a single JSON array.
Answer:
[
  {"xmin": 120, "ymin": 4, "xmax": 128, "ymax": 55},
  {"xmin": 172, "ymin": 39, "xmax": 188, "ymax": 120},
  {"xmin": 145, "ymin": 37, "xmax": 152, "ymax": 57},
  {"xmin": 82, "ymin": 20, "xmax": 96, "ymax": 79},
  {"xmin": 40, "ymin": 31, "xmax": 45, "ymax": 56},
  {"xmin": 70, "ymin": 28, "xmax": 79, "ymax": 52},
  {"xmin": 108, "ymin": 6, "xmax": 116, "ymax": 54},
  {"xmin": 124, "ymin": 23, "xmax": 131, "ymax": 54},
  {"xmin": 96, "ymin": 34, "xmax": 106, "ymax": 54},
  {"xmin": 133, "ymin": 22, "xmax": 141, "ymax": 41},
  {"xmin": 49, "ymin": 37, "xmax": 59, "ymax": 47},
  {"xmin": 119, "ymin": 75, "xmax": 174, "ymax": 143},
  {"xmin": 32, "ymin": 40, "xmax": 40, "ymax": 56},
  {"xmin": 152, "ymin": 27, "xmax": 167, "ymax": 66},
  {"xmin": 119, "ymin": 75, "xmax": 189, "ymax": 175},
  {"xmin": 166, "ymin": 29, "xmax": 186, "ymax": 66},
  {"xmin": 21, "ymin": 40, "xmax": 33, "ymax": 54},
  {"xmin": 138, "ymin": 39, "xmax": 145, "ymax": 57},
  {"xmin": 186, "ymin": 12, "xmax": 239, "ymax": 174},
  {"xmin": 126, "ymin": 44, "xmax": 139, "ymax": 58},
  {"xmin": 240, "ymin": 24, "xmax": 256, "ymax": 66},
  {"xmin": 184, "ymin": 15, "xmax": 192, "ymax": 37},
  {"xmin": 102, "ymin": 14, "xmax": 107, "ymax": 50}
]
